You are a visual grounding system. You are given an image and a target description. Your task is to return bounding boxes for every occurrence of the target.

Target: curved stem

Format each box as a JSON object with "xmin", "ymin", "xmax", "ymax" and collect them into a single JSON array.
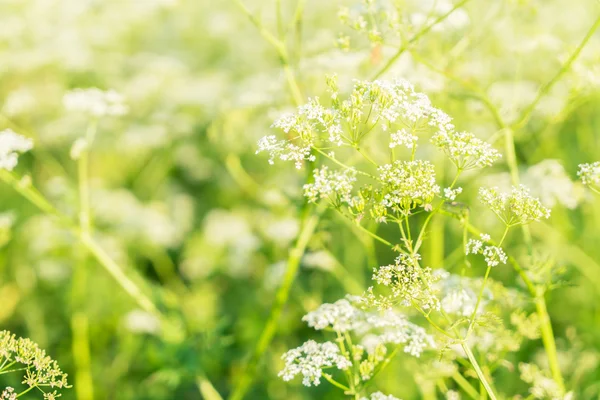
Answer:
[
  {"xmin": 229, "ymin": 211, "xmax": 320, "ymax": 400},
  {"xmin": 461, "ymin": 344, "xmax": 497, "ymax": 400},
  {"xmin": 372, "ymin": 0, "xmax": 472, "ymax": 79}
]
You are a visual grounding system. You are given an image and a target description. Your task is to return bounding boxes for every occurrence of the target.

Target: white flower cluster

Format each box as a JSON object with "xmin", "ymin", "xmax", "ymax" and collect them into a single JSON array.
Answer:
[
  {"xmin": 432, "ymin": 130, "xmax": 501, "ymax": 170},
  {"xmin": 434, "ymin": 273, "xmax": 491, "ymax": 317},
  {"xmin": 257, "ymin": 77, "xmax": 468, "ymax": 169},
  {"xmin": 443, "ymin": 187, "xmax": 463, "ymax": 201},
  {"xmin": 372, "ymin": 253, "xmax": 440, "ymax": 310},
  {"xmin": 519, "ymin": 363, "xmax": 567, "ymax": 400},
  {"xmin": 302, "ymin": 297, "xmax": 363, "ymax": 332},
  {"xmin": 378, "ymin": 160, "xmax": 440, "ymax": 210},
  {"xmin": 0, "ymin": 129, "xmax": 33, "ymax": 171},
  {"xmin": 303, "ymin": 166, "xmax": 356, "ymax": 205},
  {"xmin": 479, "ymin": 185, "xmax": 551, "ymax": 226},
  {"xmin": 0, "ymin": 388, "xmax": 15, "ymax": 400},
  {"xmin": 302, "ymin": 296, "xmax": 435, "ymax": 358},
  {"xmin": 278, "ymin": 340, "xmax": 352, "ymax": 386},
  {"xmin": 360, "ymin": 392, "xmax": 402, "ymax": 400},
  {"xmin": 578, "ymin": 161, "xmax": 600, "ymax": 190},
  {"xmin": 389, "ymin": 128, "xmax": 418, "ymax": 149},
  {"xmin": 524, "ymin": 160, "xmax": 581, "ymax": 209},
  {"xmin": 256, "ymin": 135, "xmax": 315, "ymax": 169},
  {"xmin": 63, "ymin": 88, "xmax": 128, "ymax": 117},
  {"xmin": 466, "ymin": 233, "xmax": 507, "ymax": 267},
  {"xmin": 0, "ymin": 330, "xmax": 69, "ymax": 394}
]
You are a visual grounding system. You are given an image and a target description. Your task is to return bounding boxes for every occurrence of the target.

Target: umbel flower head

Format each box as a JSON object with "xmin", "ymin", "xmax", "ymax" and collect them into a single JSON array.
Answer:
[
  {"xmin": 0, "ymin": 129, "xmax": 33, "ymax": 171},
  {"xmin": 378, "ymin": 160, "xmax": 440, "ymax": 210},
  {"xmin": 578, "ymin": 161, "xmax": 600, "ymax": 191},
  {"xmin": 63, "ymin": 88, "xmax": 128, "ymax": 117},
  {"xmin": 371, "ymin": 253, "xmax": 441, "ymax": 311},
  {"xmin": 256, "ymin": 76, "xmax": 497, "ymax": 170},
  {"xmin": 303, "ymin": 166, "xmax": 356, "ymax": 206},
  {"xmin": 479, "ymin": 185, "xmax": 551, "ymax": 226},
  {"xmin": 0, "ymin": 330, "xmax": 70, "ymax": 398},
  {"xmin": 278, "ymin": 340, "xmax": 352, "ymax": 386}
]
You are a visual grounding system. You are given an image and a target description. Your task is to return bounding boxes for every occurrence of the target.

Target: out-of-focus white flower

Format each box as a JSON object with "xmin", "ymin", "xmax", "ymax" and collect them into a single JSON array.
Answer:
[
  {"xmin": 360, "ymin": 392, "xmax": 402, "ymax": 400},
  {"xmin": 63, "ymin": 88, "xmax": 128, "ymax": 117},
  {"xmin": 524, "ymin": 160, "xmax": 582, "ymax": 208},
  {"xmin": 0, "ymin": 129, "xmax": 33, "ymax": 171},
  {"xmin": 124, "ymin": 309, "xmax": 161, "ymax": 334}
]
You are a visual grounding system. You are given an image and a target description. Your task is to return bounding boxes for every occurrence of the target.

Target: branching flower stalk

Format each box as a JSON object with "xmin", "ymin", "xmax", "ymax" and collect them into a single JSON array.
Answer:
[{"xmin": 255, "ymin": 77, "xmax": 532, "ymax": 399}]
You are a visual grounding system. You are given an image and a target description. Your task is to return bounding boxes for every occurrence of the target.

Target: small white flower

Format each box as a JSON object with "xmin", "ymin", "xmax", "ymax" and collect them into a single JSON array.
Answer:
[
  {"xmin": 578, "ymin": 161, "xmax": 600, "ymax": 189},
  {"xmin": 303, "ymin": 166, "xmax": 356, "ymax": 205},
  {"xmin": 361, "ymin": 392, "xmax": 402, "ymax": 400},
  {"xmin": 389, "ymin": 128, "xmax": 418, "ymax": 149},
  {"xmin": 432, "ymin": 130, "xmax": 501, "ymax": 169},
  {"xmin": 443, "ymin": 187, "xmax": 463, "ymax": 201},
  {"xmin": 0, "ymin": 129, "xmax": 33, "ymax": 171},
  {"xmin": 63, "ymin": 88, "xmax": 128, "ymax": 117},
  {"xmin": 278, "ymin": 340, "xmax": 352, "ymax": 386}
]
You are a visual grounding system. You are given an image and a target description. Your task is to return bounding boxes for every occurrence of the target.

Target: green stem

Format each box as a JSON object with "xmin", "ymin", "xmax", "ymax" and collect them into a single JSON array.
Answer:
[
  {"xmin": 229, "ymin": 212, "xmax": 320, "ymax": 400},
  {"xmin": 514, "ymin": 15, "xmax": 600, "ymax": 129},
  {"xmin": 461, "ymin": 344, "xmax": 497, "ymax": 400},
  {"xmin": 451, "ymin": 371, "xmax": 479, "ymax": 400},
  {"xmin": 372, "ymin": 0, "xmax": 471, "ymax": 79}
]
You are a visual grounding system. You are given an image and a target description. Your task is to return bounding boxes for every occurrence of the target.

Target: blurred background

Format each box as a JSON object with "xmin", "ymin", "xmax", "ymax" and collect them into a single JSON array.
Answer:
[{"xmin": 0, "ymin": 0, "xmax": 600, "ymax": 398}]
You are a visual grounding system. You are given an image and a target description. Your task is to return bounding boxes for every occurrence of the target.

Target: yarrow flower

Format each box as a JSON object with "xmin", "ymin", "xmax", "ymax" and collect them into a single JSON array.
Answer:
[
  {"xmin": 578, "ymin": 161, "xmax": 600, "ymax": 191},
  {"xmin": 278, "ymin": 340, "xmax": 352, "ymax": 386},
  {"xmin": 63, "ymin": 88, "xmax": 128, "ymax": 117},
  {"xmin": 432, "ymin": 130, "xmax": 501, "ymax": 169},
  {"xmin": 479, "ymin": 185, "xmax": 551, "ymax": 226},
  {"xmin": 378, "ymin": 160, "xmax": 440, "ymax": 210},
  {"xmin": 0, "ymin": 129, "xmax": 33, "ymax": 171},
  {"xmin": 0, "ymin": 331, "xmax": 70, "ymax": 397},
  {"xmin": 303, "ymin": 166, "xmax": 356, "ymax": 205}
]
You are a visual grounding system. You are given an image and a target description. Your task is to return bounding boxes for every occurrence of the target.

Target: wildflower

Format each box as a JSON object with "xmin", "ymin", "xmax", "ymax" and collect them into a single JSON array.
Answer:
[
  {"xmin": 524, "ymin": 160, "xmax": 581, "ymax": 208},
  {"xmin": 372, "ymin": 253, "xmax": 440, "ymax": 310},
  {"xmin": 432, "ymin": 130, "xmax": 501, "ymax": 169},
  {"xmin": 303, "ymin": 166, "xmax": 356, "ymax": 206},
  {"xmin": 578, "ymin": 161, "xmax": 600, "ymax": 190},
  {"xmin": 466, "ymin": 234, "xmax": 507, "ymax": 267},
  {"xmin": 441, "ymin": 288, "xmax": 478, "ymax": 316},
  {"xmin": 278, "ymin": 340, "xmax": 352, "ymax": 386},
  {"xmin": 443, "ymin": 187, "xmax": 463, "ymax": 201},
  {"xmin": 0, "ymin": 388, "xmax": 16, "ymax": 400},
  {"xmin": 303, "ymin": 298, "xmax": 363, "ymax": 332},
  {"xmin": 63, "ymin": 88, "xmax": 128, "ymax": 117},
  {"xmin": 0, "ymin": 129, "xmax": 33, "ymax": 171},
  {"xmin": 479, "ymin": 185, "xmax": 551, "ymax": 226},
  {"xmin": 389, "ymin": 128, "xmax": 418, "ymax": 149},
  {"xmin": 360, "ymin": 392, "xmax": 402, "ymax": 400},
  {"xmin": 519, "ymin": 363, "xmax": 566, "ymax": 400},
  {"xmin": 378, "ymin": 160, "xmax": 440, "ymax": 210},
  {"xmin": 255, "ymin": 135, "xmax": 315, "ymax": 169},
  {"xmin": 0, "ymin": 331, "xmax": 70, "ymax": 394}
]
